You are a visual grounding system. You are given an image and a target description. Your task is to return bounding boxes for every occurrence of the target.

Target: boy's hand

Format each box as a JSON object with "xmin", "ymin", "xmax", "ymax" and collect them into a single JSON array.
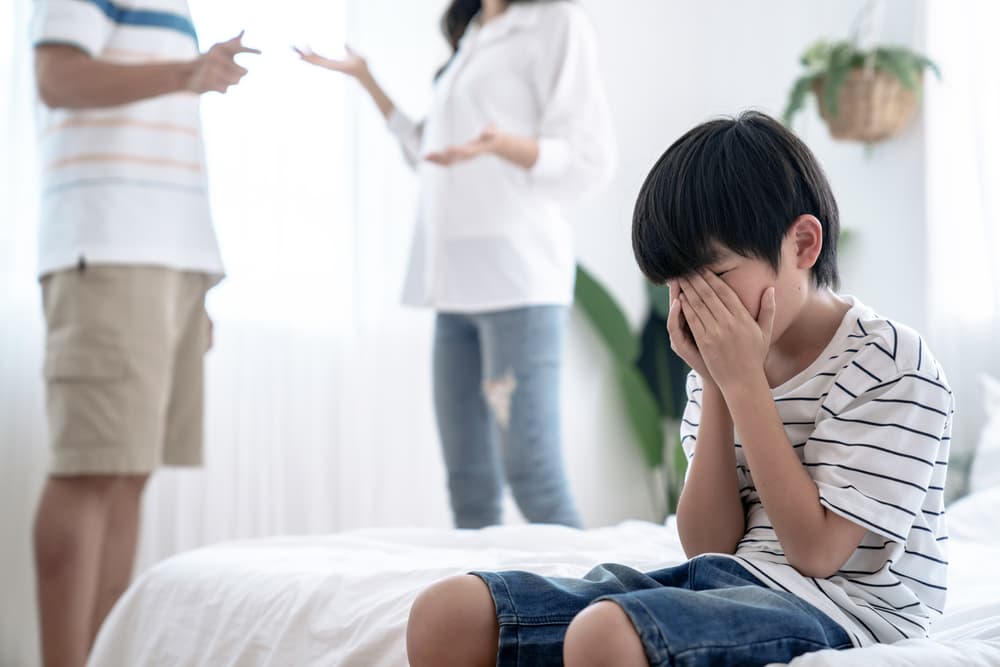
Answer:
[
  {"xmin": 678, "ymin": 270, "xmax": 775, "ymax": 391},
  {"xmin": 666, "ymin": 280, "xmax": 713, "ymax": 383}
]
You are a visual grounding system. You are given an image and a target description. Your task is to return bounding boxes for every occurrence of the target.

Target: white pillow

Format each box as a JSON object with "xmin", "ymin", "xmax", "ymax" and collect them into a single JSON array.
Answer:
[
  {"xmin": 945, "ymin": 485, "xmax": 1000, "ymax": 542},
  {"xmin": 969, "ymin": 373, "xmax": 1000, "ymax": 492}
]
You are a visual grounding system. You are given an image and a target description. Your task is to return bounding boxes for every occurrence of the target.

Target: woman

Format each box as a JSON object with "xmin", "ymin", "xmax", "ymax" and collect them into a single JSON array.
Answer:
[{"xmin": 298, "ymin": 0, "xmax": 615, "ymax": 528}]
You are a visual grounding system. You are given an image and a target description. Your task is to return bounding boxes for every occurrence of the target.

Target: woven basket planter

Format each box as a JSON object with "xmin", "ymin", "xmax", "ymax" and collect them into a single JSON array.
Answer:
[{"xmin": 812, "ymin": 68, "xmax": 918, "ymax": 142}]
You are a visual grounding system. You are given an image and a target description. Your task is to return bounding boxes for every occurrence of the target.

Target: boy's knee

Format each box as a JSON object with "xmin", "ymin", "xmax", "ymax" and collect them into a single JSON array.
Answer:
[
  {"xmin": 564, "ymin": 601, "xmax": 647, "ymax": 667},
  {"xmin": 406, "ymin": 574, "xmax": 499, "ymax": 667}
]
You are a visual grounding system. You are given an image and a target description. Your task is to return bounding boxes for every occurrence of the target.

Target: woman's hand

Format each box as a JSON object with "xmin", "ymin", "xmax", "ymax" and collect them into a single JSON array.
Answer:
[
  {"xmin": 424, "ymin": 124, "xmax": 501, "ymax": 166},
  {"xmin": 293, "ymin": 44, "xmax": 370, "ymax": 81}
]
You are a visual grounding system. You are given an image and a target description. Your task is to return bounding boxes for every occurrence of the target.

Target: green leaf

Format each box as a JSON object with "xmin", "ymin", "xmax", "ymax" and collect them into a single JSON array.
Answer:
[
  {"xmin": 646, "ymin": 281, "xmax": 671, "ymax": 320},
  {"xmin": 618, "ymin": 364, "xmax": 664, "ymax": 468},
  {"xmin": 783, "ymin": 74, "xmax": 817, "ymax": 126},
  {"xmin": 822, "ymin": 42, "xmax": 856, "ymax": 117},
  {"xmin": 574, "ymin": 264, "xmax": 638, "ymax": 365},
  {"xmin": 800, "ymin": 39, "xmax": 832, "ymax": 70},
  {"xmin": 877, "ymin": 48, "xmax": 917, "ymax": 89}
]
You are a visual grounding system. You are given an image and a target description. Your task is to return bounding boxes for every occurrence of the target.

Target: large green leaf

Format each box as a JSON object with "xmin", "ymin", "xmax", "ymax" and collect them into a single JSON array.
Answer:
[
  {"xmin": 617, "ymin": 364, "xmax": 664, "ymax": 468},
  {"xmin": 645, "ymin": 281, "xmax": 672, "ymax": 320},
  {"xmin": 636, "ymin": 311, "xmax": 689, "ymax": 419},
  {"xmin": 574, "ymin": 264, "xmax": 638, "ymax": 365}
]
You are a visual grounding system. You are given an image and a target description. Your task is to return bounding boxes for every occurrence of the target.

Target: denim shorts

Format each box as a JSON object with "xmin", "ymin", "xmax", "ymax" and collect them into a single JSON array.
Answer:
[{"xmin": 472, "ymin": 555, "xmax": 853, "ymax": 667}]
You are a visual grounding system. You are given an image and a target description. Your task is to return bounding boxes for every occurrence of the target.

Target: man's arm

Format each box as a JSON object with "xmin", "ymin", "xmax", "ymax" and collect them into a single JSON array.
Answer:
[
  {"xmin": 675, "ymin": 381, "xmax": 746, "ymax": 557},
  {"xmin": 35, "ymin": 32, "xmax": 259, "ymax": 110},
  {"xmin": 679, "ymin": 271, "xmax": 866, "ymax": 578}
]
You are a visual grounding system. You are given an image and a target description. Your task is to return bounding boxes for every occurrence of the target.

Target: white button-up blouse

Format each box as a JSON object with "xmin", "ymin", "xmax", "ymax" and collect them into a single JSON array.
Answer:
[{"xmin": 387, "ymin": 1, "xmax": 616, "ymax": 312}]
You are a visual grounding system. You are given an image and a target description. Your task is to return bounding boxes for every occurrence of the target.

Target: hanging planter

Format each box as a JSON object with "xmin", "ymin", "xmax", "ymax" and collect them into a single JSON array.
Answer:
[{"xmin": 783, "ymin": 40, "xmax": 940, "ymax": 143}]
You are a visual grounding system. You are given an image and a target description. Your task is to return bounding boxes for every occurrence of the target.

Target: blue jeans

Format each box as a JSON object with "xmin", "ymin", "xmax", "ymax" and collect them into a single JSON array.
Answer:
[
  {"xmin": 433, "ymin": 306, "xmax": 581, "ymax": 529},
  {"xmin": 473, "ymin": 555, "xmax": 853, "ymax": 667}
]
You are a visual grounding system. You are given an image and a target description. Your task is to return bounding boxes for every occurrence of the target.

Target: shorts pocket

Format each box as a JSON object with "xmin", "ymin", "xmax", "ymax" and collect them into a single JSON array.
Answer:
[{"xmin": 44, "ymin": 343, "xmax": 126, "ymax": 381}]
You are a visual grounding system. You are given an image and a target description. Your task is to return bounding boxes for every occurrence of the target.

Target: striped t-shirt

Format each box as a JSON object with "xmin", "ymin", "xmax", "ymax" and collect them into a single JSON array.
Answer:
[
  {"xmin": 32, "ymin": 0, "xmax": 223, "ymax": 278},
  {"xmin": 680, "ymin": 296, "xmax": 952, "ymax": 647}
]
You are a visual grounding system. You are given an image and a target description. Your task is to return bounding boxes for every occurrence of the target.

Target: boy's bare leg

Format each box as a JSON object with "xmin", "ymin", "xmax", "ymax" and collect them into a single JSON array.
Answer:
[
  {"xmin": 90, "ymin": 474, "xmax": 149, "ymax": 646},
  {"xmin": 33, "ymin": 476, "xmax": 116, "ymax": 667},
  {"xmin": 407, "ymin": 575, "xmax": 499, "ymax": 667},
  {"xmin": 564, "ymin": 601, "xmax": 648, "ymax": 667}
]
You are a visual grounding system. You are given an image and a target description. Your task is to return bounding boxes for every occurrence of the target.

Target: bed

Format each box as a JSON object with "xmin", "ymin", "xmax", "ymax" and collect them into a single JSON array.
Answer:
[{"xmin": 88, "ymin": 487, "xmax": 1000, "ymax": 666}]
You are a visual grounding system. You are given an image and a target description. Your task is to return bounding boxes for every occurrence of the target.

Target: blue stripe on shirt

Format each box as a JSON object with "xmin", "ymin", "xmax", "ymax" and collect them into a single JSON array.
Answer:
[{"xmin": 83, "ymin": 0, "xmax": 198, "ymax": 43}]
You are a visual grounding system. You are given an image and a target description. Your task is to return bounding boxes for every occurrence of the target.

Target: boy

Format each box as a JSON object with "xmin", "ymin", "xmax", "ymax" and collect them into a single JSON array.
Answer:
[{"xmin": 404, "ymin": 111, "xmax": 952, "ymax": 667}]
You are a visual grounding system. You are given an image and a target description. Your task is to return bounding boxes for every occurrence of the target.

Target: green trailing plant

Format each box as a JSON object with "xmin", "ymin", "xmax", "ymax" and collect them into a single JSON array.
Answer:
[
  {"xmin": 782, "ymin": 39, "xmax": 940, "ymax": 127},
  {"xmin": 574, "ymin": 265, "xmax": 690, "ymax": 518}
]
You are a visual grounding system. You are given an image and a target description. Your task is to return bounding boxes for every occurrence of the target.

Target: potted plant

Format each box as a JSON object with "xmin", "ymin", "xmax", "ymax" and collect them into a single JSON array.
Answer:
[
  {"xmin": 783, "ymin": 39, "xmax": 940, "ymax": 143},
  {"xmin": 574, "ymin": 265, "xmax": 689, "ymax": 519}
]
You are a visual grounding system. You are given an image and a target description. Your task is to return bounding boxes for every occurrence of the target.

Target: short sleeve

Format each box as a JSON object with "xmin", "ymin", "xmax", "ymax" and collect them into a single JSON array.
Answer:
[
  {"xmin": 679, "ymin": 370, "xmax": 754, "ymax": 496},
  {"xmin": 806, "ymin": 369, "xmax": 952, "ymax": 542},
  {"xmin": 32, "ymin": 0, "xmax": 113, "ymax": 57}
]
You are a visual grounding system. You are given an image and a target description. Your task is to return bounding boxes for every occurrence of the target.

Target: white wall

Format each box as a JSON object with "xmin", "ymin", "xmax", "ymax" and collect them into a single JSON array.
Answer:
[{"xmin": 576, "ymin": 0, "xmax": 928, "ymax": 327}]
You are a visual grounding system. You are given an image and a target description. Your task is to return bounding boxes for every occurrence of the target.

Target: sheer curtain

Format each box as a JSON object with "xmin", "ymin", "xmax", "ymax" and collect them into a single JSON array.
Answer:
[
  {"xmin": 135, "ymin": 0, "xmax": 455, "ymax": 566},
  {"xmin": 924, "ymin": 0, "xmax": 1000, "ymax": 488},
  {"xmin": 0, "ymin": 1, "xmax": 454, "ymax": 663},
  {"xmin": 1, "ymin": 2, "xmax": 50, "ymax": 665}
]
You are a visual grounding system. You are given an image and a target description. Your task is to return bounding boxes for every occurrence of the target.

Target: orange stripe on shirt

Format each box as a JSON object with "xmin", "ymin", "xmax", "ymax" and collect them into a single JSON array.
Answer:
[
  {"xmin": 48, "ymin": 153, "xmax": 203, "ymax": 173},
  {"xmin": 45, "ymin": 118, "xmax": 200, "ymax": 137}
]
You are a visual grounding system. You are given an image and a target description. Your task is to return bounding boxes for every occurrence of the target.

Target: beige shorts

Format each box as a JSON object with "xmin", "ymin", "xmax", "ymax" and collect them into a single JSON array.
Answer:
[{"xmin": 41, "ymin": 265, "xmax": 216, "ymax": 476}]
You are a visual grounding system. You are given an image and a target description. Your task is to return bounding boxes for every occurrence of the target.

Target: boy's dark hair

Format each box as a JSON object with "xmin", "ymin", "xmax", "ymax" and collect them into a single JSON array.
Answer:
[{"xmin": 632, "ymin": 110, "xmax": 840, "ymax": 287}]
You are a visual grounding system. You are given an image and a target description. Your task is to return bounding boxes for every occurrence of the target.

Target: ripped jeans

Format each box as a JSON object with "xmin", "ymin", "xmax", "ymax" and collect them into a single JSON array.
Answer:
[{"xmin": 433, "ymin": 306, "xmax": 582, "ymax": 529}]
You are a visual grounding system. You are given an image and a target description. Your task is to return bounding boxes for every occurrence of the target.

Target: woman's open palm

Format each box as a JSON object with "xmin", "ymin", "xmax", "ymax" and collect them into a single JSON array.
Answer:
[{"xmin": 294, "ymin": 45, "xmax": 368, "ymax": 79}]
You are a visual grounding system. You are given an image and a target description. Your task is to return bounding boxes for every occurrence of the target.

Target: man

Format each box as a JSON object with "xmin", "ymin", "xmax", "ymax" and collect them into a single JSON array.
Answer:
[{"xmin": 31, "ymin": 1, "xmax": 258, "ymax": 665}]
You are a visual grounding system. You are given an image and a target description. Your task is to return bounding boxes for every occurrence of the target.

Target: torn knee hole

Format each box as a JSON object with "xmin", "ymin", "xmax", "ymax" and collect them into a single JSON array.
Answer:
[{"xmin": 482, "ymin": 370, "xmax": 517, "ymax": 429}]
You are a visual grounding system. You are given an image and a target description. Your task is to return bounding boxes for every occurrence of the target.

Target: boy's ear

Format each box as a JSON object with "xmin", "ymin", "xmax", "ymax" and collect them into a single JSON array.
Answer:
[{"xmin": 788, "ymin": 215, "xmax": 823, "ymax": 271}]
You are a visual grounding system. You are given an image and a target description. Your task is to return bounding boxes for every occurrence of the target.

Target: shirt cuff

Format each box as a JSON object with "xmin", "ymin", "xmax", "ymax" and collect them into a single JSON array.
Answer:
[
  {"xmin": 386, "ymin": 108, "xmax": 417, "ymax": 140},
  {"xmin": 530, "ymin": 137, "xmax": 572, "ymax": 180}
]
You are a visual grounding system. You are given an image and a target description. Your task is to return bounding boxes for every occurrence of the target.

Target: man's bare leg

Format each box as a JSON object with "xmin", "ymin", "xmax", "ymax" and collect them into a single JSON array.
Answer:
[
  {"xmin": 33, "ymin": 476, "xmax": 116, "ymax": 667},
  {"xmin": 89, "ymin": 474, "xmax": 149, "ymax": 647}
]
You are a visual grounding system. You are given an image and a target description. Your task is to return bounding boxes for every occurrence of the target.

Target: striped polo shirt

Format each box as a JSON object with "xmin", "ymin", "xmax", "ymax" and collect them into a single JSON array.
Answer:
[
  {"xmin": 31, "ymin": 0, "xmax": 223, "ymax": 278},
  {"xmin": 680, "ymin": 296, "xmax": 952, "ymax": 647}
]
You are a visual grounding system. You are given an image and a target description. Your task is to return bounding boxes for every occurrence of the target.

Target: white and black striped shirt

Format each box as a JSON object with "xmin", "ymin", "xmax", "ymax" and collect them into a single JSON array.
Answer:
[{"xmin": 680, "ymin": 296, "xmax": 952, "ymax": 647}]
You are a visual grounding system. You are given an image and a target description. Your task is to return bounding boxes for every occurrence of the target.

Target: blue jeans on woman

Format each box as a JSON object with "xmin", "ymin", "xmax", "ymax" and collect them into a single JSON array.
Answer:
[{"xmin": 433, "ymin": 305, "xmax": 581, "ymax": 528}]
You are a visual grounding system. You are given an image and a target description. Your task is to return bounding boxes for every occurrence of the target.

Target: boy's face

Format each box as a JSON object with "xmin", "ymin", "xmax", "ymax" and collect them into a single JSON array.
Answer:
[{"xmin": 670, "ymin": 234, "xmax": 806, "ymax": 345}]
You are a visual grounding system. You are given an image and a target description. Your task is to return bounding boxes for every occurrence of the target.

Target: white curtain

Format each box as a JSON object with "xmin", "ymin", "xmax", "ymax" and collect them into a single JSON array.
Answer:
[
  {"xmin": 1, "ymin": 2, "xmax": 50, "ymax": 665},
  {"xmin": 924, "ymin": 0, "xmax": 1000, "ymax": 488},
  {"xmin": 135, "ymin": 0, "xmax": 457, "ymax": 565}
]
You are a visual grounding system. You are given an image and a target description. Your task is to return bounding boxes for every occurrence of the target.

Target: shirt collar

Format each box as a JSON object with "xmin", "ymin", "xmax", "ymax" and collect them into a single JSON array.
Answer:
[{"xmin": 463, "ymin": 3, "xmax": 544, "ymax": 48}]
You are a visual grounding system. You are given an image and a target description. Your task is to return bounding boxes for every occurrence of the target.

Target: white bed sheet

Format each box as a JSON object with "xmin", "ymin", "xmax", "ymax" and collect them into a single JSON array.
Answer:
[{"xmin": 89, "ymin": 489, "xmax": 1000, "ymax": 667}]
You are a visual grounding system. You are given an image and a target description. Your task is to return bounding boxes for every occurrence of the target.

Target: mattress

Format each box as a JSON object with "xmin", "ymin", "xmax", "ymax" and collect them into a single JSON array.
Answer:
[{"xmin": 88, "ymin": 488, "xmax": 1000, "ymax": 666}]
